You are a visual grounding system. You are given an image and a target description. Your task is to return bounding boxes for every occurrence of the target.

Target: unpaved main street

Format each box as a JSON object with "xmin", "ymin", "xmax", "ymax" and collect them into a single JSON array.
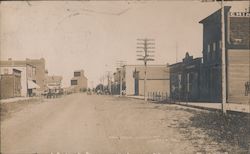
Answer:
[{"xmin": 1, "ymin": 93, "xmax": 249, "ymax": 154}]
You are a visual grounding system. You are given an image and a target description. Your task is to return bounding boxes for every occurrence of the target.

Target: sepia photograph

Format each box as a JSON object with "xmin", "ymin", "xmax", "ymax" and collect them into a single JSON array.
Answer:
[{"xmin": 0, "ymin": 0, "xmax": 249, "ymax": 153}]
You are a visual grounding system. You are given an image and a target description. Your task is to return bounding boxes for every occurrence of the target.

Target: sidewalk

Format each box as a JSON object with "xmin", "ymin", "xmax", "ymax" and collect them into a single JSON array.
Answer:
[
  {"xmin": 126, "ymin": 95, "xmax": 145, "ymax": 100},
  {"xmin": 0, "ymin": 97, "xmax": 41, "ymax": 104},
  {"xmin": 178, "ymin": 102, "xmax": 250, "ymax": 114},
  {"xmin": 127, "ymin": 95, "xmax": 250, "ymax": 114}
]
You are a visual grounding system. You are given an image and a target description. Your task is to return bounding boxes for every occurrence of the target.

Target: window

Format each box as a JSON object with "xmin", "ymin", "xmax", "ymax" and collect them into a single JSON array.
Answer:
[
  {"xmin": 71, "ymin": 80, "xmax": 78, "ymax": 85},
  {"xmin": 207, "ymin": 44, "xmax": 211, "ymax": 61},
  {"xmin": 213, "ymin": 42, "xmax": 216, "ymax": 51},
  {"xmin": 74, "ymin": 72, "xmax": 81, "ymax": 77},
  {"xmin": 219, "ymin": 40, "xmax": 222, "ymax": 49},
  {"xmin": 178, "ymin": 74, "xmax": 182, "ymax": 89},
  {"xmin": 187, "ymin": 73, "xmax": 190, "ymax": 92}
]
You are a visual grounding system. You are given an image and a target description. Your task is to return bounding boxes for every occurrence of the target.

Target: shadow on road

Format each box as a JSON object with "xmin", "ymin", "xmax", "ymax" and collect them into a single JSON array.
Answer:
[{"xmin": 178, "ymin": 109, "xmax": 250, "ymax": 153}]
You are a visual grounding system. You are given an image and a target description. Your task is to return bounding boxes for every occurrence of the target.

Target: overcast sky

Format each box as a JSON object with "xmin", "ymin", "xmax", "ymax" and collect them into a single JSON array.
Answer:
[{"xmin": 0, "ymin": 1, "xmax": 248, "ymax": 87}]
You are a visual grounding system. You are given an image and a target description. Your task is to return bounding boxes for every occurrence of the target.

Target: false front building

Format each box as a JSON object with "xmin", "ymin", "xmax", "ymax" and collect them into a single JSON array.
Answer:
[
  {"xmin": 199, "ymin": 6, "xmax": 249, "ymax": 104},
  {"xmin": 170, "ymin": 53, "xmax": 202, "ymax": 102}
]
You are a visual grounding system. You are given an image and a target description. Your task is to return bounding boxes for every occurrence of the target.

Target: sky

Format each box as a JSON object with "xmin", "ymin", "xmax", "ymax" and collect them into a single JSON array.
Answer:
[{"xmin": 0, "ymin": 1, "xmax": 248, "ymax": 87}]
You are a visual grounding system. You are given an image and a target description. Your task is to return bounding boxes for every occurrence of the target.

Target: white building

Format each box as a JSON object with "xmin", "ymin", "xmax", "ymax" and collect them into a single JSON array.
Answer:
[{"xmin": 117, "ymin": 65, "xmax": 170, "ymax": 96}]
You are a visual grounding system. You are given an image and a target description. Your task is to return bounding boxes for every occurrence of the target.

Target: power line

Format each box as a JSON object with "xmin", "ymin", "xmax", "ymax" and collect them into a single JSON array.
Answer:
[{"xmin": 136, "ymin": 38, "xmax": 155, "ymax": 101}]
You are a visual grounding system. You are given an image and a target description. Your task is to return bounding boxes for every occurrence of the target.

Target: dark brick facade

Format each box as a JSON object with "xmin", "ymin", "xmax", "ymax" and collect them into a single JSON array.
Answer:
[
  {"xmin": 170, "ymin": 53, "xmax": 202, "ymax": 102},
  {"xmin": 26, "ymin": 58, "xmax": 46, "ymax": 92}
]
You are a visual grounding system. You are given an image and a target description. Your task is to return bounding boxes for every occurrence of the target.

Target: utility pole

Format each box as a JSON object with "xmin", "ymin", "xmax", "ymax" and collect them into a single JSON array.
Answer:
[
  {"xmin": 106, "ymin": 71, "xmax": 112, "ymax": 94},
  {"xmin": 116, "ymin": 60, "xmax": 126, "ymax": 96},
  {"xmin": 221, "ymin": 0, "xmax": 227, "ymax": 114},
  {"xmin": 136, "ymin": 38, "xmax": 155, "ymax": 101},
  {"xmin": 201, "ymin": 0, "xmax": 227, "ymax": 114}
]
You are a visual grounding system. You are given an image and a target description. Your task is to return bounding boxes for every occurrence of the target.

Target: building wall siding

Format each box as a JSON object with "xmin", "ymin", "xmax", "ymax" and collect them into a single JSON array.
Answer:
[
  {"xmin": 138, "ymin": 79, "xmax": 170, "ymax": 96},
  {"xmin": 0, "ymin": 75, "xmax": 14, "ymax": 99},
  {"xmin": 0, "ymin": 67, "xmax": 27, "ymax": 97},
  {"xmin": 227, "ymin": 49, "xmax": 250, "ymax": 104}
]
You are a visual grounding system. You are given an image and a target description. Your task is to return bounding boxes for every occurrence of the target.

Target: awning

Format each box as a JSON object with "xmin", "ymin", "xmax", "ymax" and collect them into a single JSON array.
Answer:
[{"xmin": 28, "ymin": 80, "xmax": 40, "ymax": 89}]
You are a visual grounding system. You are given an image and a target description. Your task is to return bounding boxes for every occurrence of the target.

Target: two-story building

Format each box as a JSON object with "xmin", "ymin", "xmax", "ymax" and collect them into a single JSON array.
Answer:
[
  {"xmin": 70, "ymin": 70, "xmax": 88, "ymax": 92},
  {"xmin": 45, "ymin": 75, "xmax": 63, "ymax": 94},
  {"xmin": 0, "ymin": 58, "xmax": 39, "ymax": 97},
  {"xmin": 199, "ymin": 6, "xmax": 250, "ymax": 104}
]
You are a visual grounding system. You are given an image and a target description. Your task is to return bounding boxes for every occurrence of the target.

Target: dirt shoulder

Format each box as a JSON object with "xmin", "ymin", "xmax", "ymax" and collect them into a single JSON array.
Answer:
[{"xmin": 0, "ymin": 98, "xmax": 44, "ymax": 121}]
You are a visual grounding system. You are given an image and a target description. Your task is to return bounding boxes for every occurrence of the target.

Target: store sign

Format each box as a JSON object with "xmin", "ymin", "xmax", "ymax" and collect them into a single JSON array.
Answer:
[{"xmin": 229, "ymin": 12, "xmax": 250, "ymax": 17}]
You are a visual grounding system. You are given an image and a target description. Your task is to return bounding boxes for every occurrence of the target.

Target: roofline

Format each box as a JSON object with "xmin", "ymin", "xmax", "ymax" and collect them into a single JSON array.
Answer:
[
  {"xmin": 199, "ymin": 6, "xmax": 231, "ymax": 24},
  {"xmin": 123, "ymin": 64, "xmax": 168, "ymax": 67},
  {"xmin": 169, "ymin": 57, "xmax": 202, "ymax": 66}
]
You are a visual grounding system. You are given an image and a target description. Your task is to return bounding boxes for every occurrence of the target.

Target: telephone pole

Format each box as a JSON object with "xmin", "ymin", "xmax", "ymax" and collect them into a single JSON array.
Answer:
[
  {"xmin": 116, "ymin": 60, "xmax": 126, "ymax": 96},
  {"xmin": 201, "ymin": 0, "xmax": 227, "ymax": 114},
  {"xmin": 221, "ymin": 0, "xmax": 227, "ymax": 114},
  {"xmin": 136, "ymin": 38, "xmax": 155, "ymax": 101}
]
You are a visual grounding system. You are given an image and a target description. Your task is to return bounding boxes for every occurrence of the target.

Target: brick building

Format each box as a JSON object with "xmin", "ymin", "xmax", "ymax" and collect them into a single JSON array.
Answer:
[
  {"xmin": 170, "ymin": 53, "xmax": 202, "ymax": 102},
  {"xmin": 26, "ymin": 58, "xmax": 46, "ymax": 93},
  {"xmin": 70, "ymin": 70, "xmax": 88, "ymax": 92},
  {"xmin": 0, "ymin": 59, "xmax": 39, "ymax": 97},
  {"xmin": 199, "ymin": 6, "xmax": 250, "ymax": 104},
  {"xmin": 0, "ymin": 69, "xmax": 22, "ymax": 99}
]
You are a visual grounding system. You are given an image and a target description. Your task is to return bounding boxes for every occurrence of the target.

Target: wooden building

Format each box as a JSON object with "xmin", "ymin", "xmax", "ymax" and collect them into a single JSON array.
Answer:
[
  {"xmin": 0, "ymin": 69, "xmax": 21, "ymax": 99},
  {"xmin": 199, "ymin": 6, "xmax": 250, "ymax": 104}
]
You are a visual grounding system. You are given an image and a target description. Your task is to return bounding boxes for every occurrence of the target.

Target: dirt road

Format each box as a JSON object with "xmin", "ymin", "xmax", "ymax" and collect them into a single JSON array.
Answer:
[{"xmin": 1, "ymin": 93, "xmax": 249, "ymax": 153}]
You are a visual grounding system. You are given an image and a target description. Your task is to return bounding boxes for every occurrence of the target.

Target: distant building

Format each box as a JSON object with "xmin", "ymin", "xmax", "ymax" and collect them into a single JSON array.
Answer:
[
  {"xmin": 170, "ymin": 53, "xmax": 202, "ymax": 102},
  {"xmin": 0, "ymin": 59, "xmax": 39, "ymax": 97},
  {"xmin": 0, "ymin": 69, "xmax": 22, "ymax": 99},
  {"xmin": 112, "ymin": 67, "xmax": 126, "ymax": 95},
  {"xmin": 45, "ymin": 75, "xmax": 63, "ymax": 91},
  {"xmin": 199, "ymin": 6, "xmax": 250, "ymax": 103},
  {"xmin": 70, "ymin": 70, "xmax": 88, "ymax": 92},
  {"xmin": 112, "ymin": 65, "xmax": 170, "ymax": 96}
]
